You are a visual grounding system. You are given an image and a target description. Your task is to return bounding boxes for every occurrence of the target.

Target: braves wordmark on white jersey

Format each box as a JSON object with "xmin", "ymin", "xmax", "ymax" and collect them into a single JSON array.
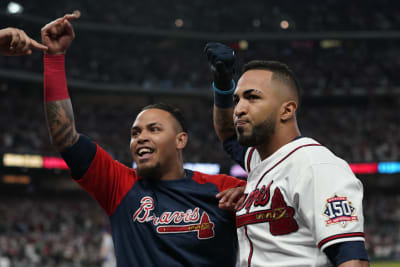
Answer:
[{"xmin": 236, "ymin": 137, "xmax": 365, "ymax": 267}]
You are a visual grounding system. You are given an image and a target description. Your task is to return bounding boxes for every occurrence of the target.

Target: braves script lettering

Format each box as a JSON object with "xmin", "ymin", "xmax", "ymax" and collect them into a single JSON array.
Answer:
[
  {"xmin": 236, "ymin": 181, "xmax": 299, "ymax": 235},
  {"xmin": 133, "ymin": 196, "xmax": 215, "ymax": 239}
]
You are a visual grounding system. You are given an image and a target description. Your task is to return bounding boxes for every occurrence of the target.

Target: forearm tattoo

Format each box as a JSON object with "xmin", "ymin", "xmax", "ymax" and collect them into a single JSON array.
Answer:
[
  {"xmin": 45, "ymin": 99, "xmax": 79, "ymax": 152},
  {"xmin": 213, "ymin": 107, "xmax": 236, "ymax": 141}
]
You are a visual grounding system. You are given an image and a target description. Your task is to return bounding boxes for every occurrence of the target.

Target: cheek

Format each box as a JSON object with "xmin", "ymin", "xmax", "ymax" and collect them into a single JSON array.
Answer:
[
  {"xmin": 157, "ymin": 136, "xmax": 177, "ymax": 156},
  {"xmin": 130, "ymin": 139, "xmax": 136, "ymax": 153},
  {"xmin": 255, "ymin": 102, "xmax": 276, "ymax": 119}
]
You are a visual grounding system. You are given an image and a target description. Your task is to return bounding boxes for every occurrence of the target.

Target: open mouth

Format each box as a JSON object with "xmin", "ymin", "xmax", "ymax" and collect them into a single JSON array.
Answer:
[{"xmin": 136, "ymin": 147, "xmax": 155, "ymax": 160}]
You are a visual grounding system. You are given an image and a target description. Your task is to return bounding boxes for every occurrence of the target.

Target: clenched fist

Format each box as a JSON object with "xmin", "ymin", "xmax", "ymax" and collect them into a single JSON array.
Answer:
[{"xmin": 41, "ymin": 10, "xmax": 81, "ymax": 55}]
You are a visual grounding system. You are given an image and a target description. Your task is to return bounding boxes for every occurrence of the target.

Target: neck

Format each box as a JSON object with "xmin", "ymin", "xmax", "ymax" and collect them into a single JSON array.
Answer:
[
  {"xmin": 160, "ymin": 156, "xmax": 186, "ymax": 181},
  {"xmin": 256, "ymin": 123, "xmax": 301, "ymax": 161}
]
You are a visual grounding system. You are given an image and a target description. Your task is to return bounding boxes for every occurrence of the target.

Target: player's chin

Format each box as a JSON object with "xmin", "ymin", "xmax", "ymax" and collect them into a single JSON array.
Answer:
[
  {"xmin": 136, "ymin": 158, "xmax": 157, "ymax": 169},
  {"xmin": 237, "ymin": 133, "xmax": 256, "ymax": 147},
  {"xmin": 137, "ymin": 161, "xmax": 162, "ymax": 180}
]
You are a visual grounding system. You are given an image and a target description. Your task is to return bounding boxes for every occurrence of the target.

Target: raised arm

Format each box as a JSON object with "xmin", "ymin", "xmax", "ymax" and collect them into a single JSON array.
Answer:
[
  {"xmin": 41, "ymin": 11, "xmax": 81, "ymax": 153},
  {"xmin": 0, "ymin": 27, "xmax": 47, "ymax": 56},
  {"xmin": 204, "ymin": 43, "xmax": 236, "ymax": 142}
]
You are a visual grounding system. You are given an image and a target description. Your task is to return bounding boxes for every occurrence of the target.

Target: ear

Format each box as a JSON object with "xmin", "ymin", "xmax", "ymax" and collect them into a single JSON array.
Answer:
[
  {"xmin": 280, "ymin": 100, "xmax": 297, "ymax": 122},
  {"xmin": 176, "ymin": 132, "xmax": 188, "ymax": 150}
]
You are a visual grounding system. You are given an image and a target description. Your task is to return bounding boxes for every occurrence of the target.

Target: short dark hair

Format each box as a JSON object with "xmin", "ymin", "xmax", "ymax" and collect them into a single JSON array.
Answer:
[
  {"xmin": 242, "ymin": 60, "xmax": 302, "ymax": 107},
  {"xmin": 141, "ymin": 103, "xmax": 188, "ymax": 133}
]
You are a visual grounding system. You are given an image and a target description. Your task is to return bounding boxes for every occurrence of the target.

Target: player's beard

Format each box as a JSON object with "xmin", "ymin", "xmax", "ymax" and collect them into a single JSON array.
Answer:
[
  {"xmin": 236, "ymin": 113, "xmax": 276, "ymax": 148},
  {"xmin": 137, "ymin": 162, "xmax": 162, "ymax": 181}
]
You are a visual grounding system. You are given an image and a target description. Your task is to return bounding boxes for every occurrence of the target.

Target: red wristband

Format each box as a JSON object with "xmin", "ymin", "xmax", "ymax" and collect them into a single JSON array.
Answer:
[{"xmin": 44, "ymin": 54, "xmax": 69, "ymax": 102}]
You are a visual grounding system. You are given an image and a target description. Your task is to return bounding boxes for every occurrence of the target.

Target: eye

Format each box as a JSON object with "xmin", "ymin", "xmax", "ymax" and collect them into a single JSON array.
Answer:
[
  {"xmin": 151, "ymin": 126, "xmax": 161, "ymax": 132},
  {"xmin": 233, "ymin": 96, "xmax": 239, "ymax": 106},
  {"xmin": 248, "ymin": 94, "xmax": 260, "ymax": 100},
  {"xmin": 131, "ymin": 130, "xmax": 139, "ymax": 138}
]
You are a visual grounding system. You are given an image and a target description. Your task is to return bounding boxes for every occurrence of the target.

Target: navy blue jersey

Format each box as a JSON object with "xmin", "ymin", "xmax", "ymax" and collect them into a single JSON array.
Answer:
[{"xmin": 73, "ymin": 144, "xmax": 245, "ymax": 267}]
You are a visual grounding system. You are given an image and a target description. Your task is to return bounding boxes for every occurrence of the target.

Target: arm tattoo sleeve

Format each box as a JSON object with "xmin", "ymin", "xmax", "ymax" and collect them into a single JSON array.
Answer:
[
  {"xmin": 45, "ymin": 99, "xmax": 79, "ymax": 152},
  {"xmin": 213, "ymin": 106, "xmax": 236, "ymax": 142}
]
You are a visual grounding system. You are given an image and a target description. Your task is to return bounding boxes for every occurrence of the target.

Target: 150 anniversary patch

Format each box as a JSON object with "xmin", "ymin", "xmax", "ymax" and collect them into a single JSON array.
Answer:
[{"xmin": 323, "ymin": 195, "xmax": 358, "ymax": 227}]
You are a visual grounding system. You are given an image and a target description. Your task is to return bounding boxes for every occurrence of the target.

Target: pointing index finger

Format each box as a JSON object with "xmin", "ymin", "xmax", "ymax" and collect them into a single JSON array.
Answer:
[
  {"xmin": 30, "ymin": 39, "xmax": 48, "ymax": 51},
  {"xmin": 63, "ymin": 10, "xmax": 81, "ymax": 21}
]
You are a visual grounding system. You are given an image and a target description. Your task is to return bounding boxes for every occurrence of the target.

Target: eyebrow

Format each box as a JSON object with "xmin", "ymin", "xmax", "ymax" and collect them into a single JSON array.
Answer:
[
  {"xmin": 131, "ymin": 122, "xmax": 162, "ymax": 130},
  {"xmin": 234, "ymin": 88, "xmax": 263, "ymax": 97}
]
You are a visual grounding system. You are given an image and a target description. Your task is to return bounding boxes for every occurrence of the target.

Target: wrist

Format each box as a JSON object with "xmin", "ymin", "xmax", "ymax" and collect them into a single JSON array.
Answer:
[
  {"xmin": 213, "ymin": 80, "xmax": 235, "ymax": 94},
  {"xmin": 44, "ymin": 54, "xmax": 65, "ymax": 69},
  {"xmin": 213, "ymin": 80, "xmax": 235, "ymax": 108},
  {"xmin": 44, "ymin": 51, "xmax": 66, "ymax": 55},
  {"xmin": 214, "ymin": 77, "xmax": 234, "ymax": 91},
  {"xmin": 44, "ymin": 54, "xmax": 69, "ymax": 102}
]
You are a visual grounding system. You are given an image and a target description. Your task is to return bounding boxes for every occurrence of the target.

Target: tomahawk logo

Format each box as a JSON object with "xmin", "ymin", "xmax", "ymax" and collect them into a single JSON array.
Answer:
[
  {"xmin": 133, "ymin": 197, "xmax": 215, "ymax": 239},
  {"xmin": 323, "ymin": 195, "xmax": 358, "ymax": 227},
  {"xmin": 236, "ymin": 181, "xmax": 298, "ymax": 235}
]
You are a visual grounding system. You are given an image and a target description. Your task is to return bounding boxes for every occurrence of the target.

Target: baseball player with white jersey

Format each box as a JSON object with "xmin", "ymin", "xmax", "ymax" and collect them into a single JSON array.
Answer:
[{"xmin": 204, "ymin": 43, "xmax": 369, "ymax": 267}]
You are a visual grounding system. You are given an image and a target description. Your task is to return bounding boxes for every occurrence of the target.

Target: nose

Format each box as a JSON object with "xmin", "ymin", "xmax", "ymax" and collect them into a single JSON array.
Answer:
[
  {"xmin": 234, "ymin": 99, "xmax": 247, "ymax": 118},
  {"xmin": 137, "ymin": 131, "xmax": 150, "ymax": 144},
  {"xmin": 131, "ymin": 130, "xmax": 150, "ymax": 147}
]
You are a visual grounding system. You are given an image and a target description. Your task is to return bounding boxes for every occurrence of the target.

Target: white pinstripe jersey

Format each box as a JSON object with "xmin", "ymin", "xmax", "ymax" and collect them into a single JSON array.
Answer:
[{"xmin": 236, "ymin": 137, "xmax": 365, "ymax": 267}]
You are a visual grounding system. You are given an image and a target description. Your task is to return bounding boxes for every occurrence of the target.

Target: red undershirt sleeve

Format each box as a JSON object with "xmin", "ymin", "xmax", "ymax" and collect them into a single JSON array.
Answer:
[{"xmin": 76, "ymin": 144, "xmax": 138, "ymax": 216}]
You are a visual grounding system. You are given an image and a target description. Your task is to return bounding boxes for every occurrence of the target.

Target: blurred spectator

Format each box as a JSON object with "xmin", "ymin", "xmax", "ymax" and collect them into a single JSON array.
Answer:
[
  {"xmin": 1, "ymin": 84, "xmax": 399, "ymax": 165},
  {"xmin": 0, "ymin": 192, "xmax": 398, "ymax": 265},
  {"xmin": 99, "ymin": 230, "xmax": 116, "ymax": 267},
  {"xmin": 1, "ymin": 15, "xmax": 400, "ymax": 95}
]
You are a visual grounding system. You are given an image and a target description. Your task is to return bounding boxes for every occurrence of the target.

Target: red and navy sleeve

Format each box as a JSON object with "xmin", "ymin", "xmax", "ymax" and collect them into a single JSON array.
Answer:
[
  {"xmin": 193, "ymin": 172, "xmax": 246, "ymax": 192},
  {"xmin": 61, "ymin": 135, "xmax": 97, "ymax": 179},
  {"xmin": 61, "ymin": 135, "xmax": 137, "ymax": 216}
]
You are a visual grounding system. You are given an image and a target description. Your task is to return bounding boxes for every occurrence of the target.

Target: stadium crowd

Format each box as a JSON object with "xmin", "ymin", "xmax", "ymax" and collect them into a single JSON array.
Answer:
[
  {"xmin": 0, "ymin": 192, "xmax": 398, "ymax": 266},
  {"xmin": 0, "ymin": 196, "xmax": 108, "ymax": 267},
  {"xmin": 1, "ymin": 85, "xmax": 399, "ymax": 166},
  {"xmin": 0, "ymin": 32, "xmax": 399, "ymax": 95},
  {"xmin": 0, "ymin": 1, "xmax": 400, "ymax": 265},
  {"xmin": 3, "ymin": 0, "xmax": 400, "ymax": 32},
  {"xmin": 0, "ymin": 0, "xmax": 399, "ymax": 94}
]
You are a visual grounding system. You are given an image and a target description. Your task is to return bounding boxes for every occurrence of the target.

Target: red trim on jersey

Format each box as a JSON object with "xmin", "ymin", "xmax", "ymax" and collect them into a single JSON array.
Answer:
[
  {"xmin": 243, "ymin": 143, "xmax": 321, "ymax": 266},
  {"xmin": 255, "ymin": 144, "xmax": 322, "ymax": 188},
  {"xmin": 318, "ymin": 232, "xmax": 365, "ymax": 249},
  {"xmin": 76, "ymin": 144, "xmax": 138, "ymax": 216},
  {"xmin": 244, "ymin": 225, "xmax": 254, "ymax": 267},
  {"xmin": 191, "ymin": 171, "xmax": 246, "ymax": 192},
  {"xmin": 246, "ymin": 147, "xmax": 256, "ymax": 172}
]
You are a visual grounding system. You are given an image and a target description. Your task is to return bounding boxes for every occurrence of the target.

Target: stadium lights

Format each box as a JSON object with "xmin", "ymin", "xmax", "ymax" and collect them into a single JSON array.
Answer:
[
  {"xmin": 175, "ymin": 18, "xmax": 184, "ymax": 28},
  {"xmin": 320, "ymin": 40, "xmax": 342, "ymax": 49},
  {"xmin": 280, "ymin": 20, "xmax": 289, "ymax": 30},
  {"xmin": 230, "ymin": 162, "xmax": 400, "ymax": 177},
  {"xmin": 3, "ymin": 152, "xmax": 400, "ymax": 176},
  {"xmin": 6, "ymin": 2, "xmax": 23, "ymax": 14},
  {"xmin": 238, "ymin": 40, "xmax": 249, "ymax": 50}
]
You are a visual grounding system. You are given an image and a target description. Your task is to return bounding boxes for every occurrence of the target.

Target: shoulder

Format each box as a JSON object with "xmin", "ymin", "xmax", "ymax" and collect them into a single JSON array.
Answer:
[
  {"xmin": 280, "ymin": 138, "xmax": 347, "ymax": 169},
  {"xmin": 191, "ymin": 171, "xmax": 246, "ymax": 192},
  {"xmin": 192, "ymin": 171, "xmax": 240, "ymax": 183},
  {"xmin": 288, "ymin": 140, "xmax": 361, "ymax": 189}
]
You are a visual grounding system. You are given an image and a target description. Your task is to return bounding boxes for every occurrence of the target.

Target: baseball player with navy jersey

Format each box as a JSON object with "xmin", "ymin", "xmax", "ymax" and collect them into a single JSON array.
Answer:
[
  {"xmin": 205, "ymin": 43, "xmax": 369, "ymax": 267},
  {"xmin": 38, "ymin": 14, "xmax": 247, "ymax": 267}
]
